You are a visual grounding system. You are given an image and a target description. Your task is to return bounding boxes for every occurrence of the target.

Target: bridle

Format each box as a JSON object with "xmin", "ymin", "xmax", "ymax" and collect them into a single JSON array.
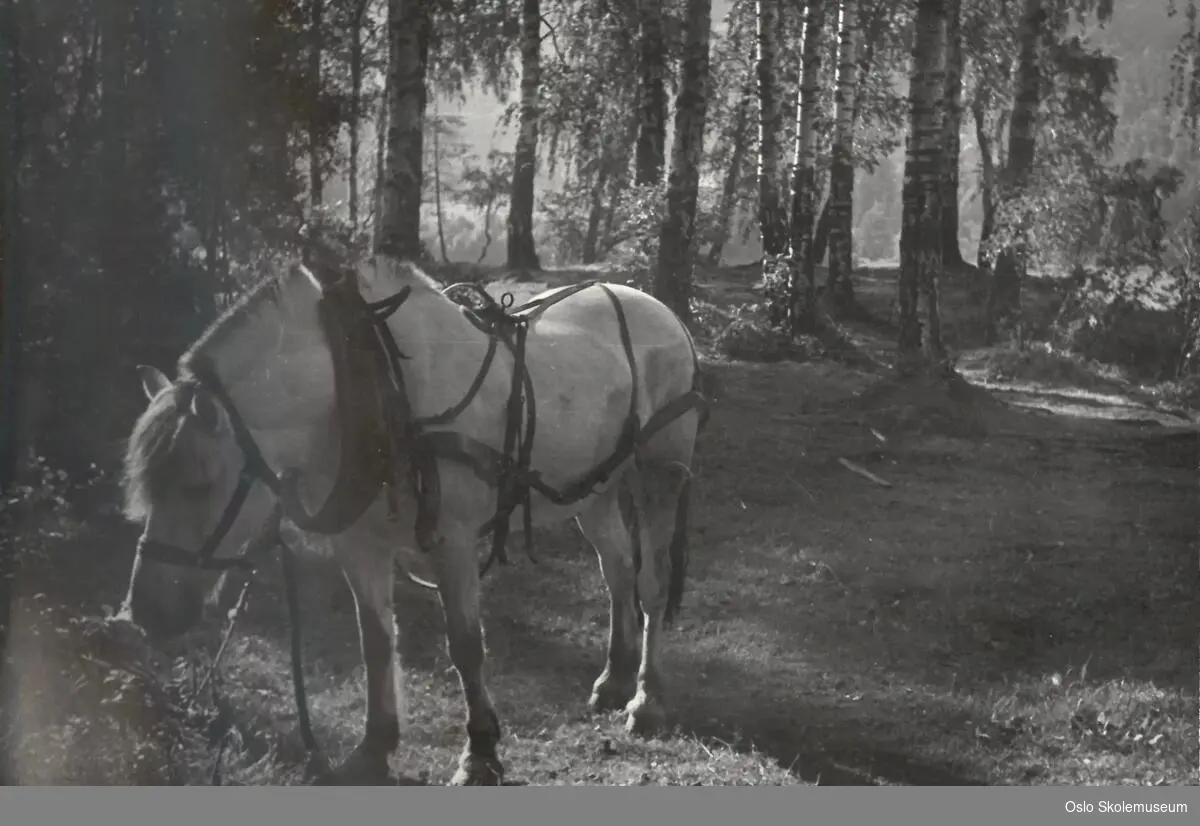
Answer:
[
  {"xmin": 130, "ymin": 268, "xmax": 420, "ymax": 767},
  {"xmin": 135, "ymin": 355, "xmax": 289, "ymax": 573},
  {"xmin": 135, "ymin": 272, "xmax": 416, "ymax": 575}
]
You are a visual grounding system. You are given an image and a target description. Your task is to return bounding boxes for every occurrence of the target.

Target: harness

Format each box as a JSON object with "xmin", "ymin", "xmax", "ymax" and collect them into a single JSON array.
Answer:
[{"xmin": 133, "ymin": 266, "xmax": 709, "ymax": 760}]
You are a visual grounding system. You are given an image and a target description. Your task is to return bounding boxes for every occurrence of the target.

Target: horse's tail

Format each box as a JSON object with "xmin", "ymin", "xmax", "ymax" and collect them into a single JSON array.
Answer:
[
  {"xmin": 663, "ymin": 473, "xmax": 691, "ymax": 628},
  {"xmin": 678, "ymin": 315, "xmax": 714, "ymax": 433}
]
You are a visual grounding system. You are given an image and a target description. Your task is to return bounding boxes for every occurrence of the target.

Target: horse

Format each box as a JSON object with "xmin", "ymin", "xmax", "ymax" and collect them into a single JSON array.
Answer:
[{"xmin": 116, "ymin": 252, "xmax": 709, "ymax": 785}]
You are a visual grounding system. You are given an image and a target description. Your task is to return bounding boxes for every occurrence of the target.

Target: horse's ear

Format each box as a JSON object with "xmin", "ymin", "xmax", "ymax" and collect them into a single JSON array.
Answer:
[
  {"xmin": 188, "ymin": 386, "xmax": 221, "ymax": 432},
  {"xmin": 137, "ymin": 365, "xmax": 171, "ymax": 401}
]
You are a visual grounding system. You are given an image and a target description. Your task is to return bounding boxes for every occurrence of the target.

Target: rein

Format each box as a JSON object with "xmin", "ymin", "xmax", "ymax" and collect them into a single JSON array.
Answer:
[{"xmin": 135, "ymin": 268, "xmax": 710, "ymax": 767}]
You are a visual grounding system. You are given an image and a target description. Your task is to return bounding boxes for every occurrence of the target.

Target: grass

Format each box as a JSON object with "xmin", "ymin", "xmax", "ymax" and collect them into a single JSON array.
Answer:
[{"xmin": 1, "ymin": 261, "xmax": 1197, "ymax": 786}]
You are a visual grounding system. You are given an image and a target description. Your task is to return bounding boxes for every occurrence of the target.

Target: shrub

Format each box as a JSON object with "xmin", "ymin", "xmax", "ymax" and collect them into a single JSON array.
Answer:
[
  {"xmin": 983, "ymin": 341, "xmax": 1127, "ymax": 391},
  {"xmin": 715, "ymin": 317, "xmax": 796, "ymax": 362}
]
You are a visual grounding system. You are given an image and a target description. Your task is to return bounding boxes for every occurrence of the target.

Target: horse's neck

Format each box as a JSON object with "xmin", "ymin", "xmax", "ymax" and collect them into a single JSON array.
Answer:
[{"xmin": 208, "ymin": 278, "xmax": 335, "ymax": 464}]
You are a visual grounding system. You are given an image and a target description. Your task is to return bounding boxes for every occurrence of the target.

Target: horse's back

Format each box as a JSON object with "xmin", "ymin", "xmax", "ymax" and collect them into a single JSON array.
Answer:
[
  {"xmin": 530, "ymin": 282, "xmax": 694, "ymax": 356},
  {"xmin": 526, "ymin": 281, "xmax": 699, "ymax": 429}
]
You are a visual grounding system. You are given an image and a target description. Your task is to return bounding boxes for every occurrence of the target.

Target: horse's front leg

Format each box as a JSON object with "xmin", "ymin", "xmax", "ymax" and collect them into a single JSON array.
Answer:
[
  {"xmin": 331, "ymin": 539, "xmax": 404, "ymax": 784},
  {"xmin": 428, "ymin": 528, "xmax": 504, "ymax": 786}
]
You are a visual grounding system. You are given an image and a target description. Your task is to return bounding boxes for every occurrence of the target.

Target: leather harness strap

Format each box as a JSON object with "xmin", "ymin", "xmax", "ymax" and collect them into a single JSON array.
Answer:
[{"xmin": 138, "ymin": 274, "xmax": 709, "ymax": 584}]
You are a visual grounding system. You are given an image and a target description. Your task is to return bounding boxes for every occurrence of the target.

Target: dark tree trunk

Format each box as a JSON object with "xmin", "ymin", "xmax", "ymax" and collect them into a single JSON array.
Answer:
[
  {"xmin": 636, "ymin": 0, "xmax": 668, "ymax": 186},
  {"xmin": 655, "ymin": 0, "xmax": 712, "ymax": 326},
  {"xmin": 1, "ymin": 0, "xmax": 24, "ymax": 492},
  {"xmin": 898, "ymin": 0, "xmax": 947, "ymax": 363},
  {"xmin": 756, "ymin": 0, "xmax": 786, "ymax": 258},
  {"xmin": 583, "ymin": 151, "xmax": 612, "ymax": 264},
  {"xmin": 376, "ymin": 0, "xmax": 431, "ymax": 261},
  {"xmin": 826, "ymin": 0, "xmax": 859, "ymax": 315},
  {"xmin": 940, "ymin": 0, "xmax": 965, "ymax": 270},
  {"xmin": 506, "ymin": 0, "xmax": 542, "ymax": 271},
  {"xmin": 987, "ymin": 0, "xmax": 1043, "ymax": 341}
]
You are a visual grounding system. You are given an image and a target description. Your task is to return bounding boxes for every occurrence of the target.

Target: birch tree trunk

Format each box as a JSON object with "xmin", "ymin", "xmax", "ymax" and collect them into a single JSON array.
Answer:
[
  {"xmin": 636, "ymin": 0, "xmax": 668, "ymax": 186},
  {"xmin": 506, "ymin": 0, "xmax": 542, "ymax": 271},
  {"xmin": 786, "ymin": 0, "xmax": 826, "ymax": 337},
  {"xmin": 897, "ymin": 0, "xmax": 947, "ymax": 363},
  {"xmin": 371, "ymin": 66, "xmax": 390, "ymax": 244},
  {"xmin": 348, "ymin": 0, "xmax": 369, "ymax": 235},
  {"xmin": 655, "ymin": 0, "xmax": 712, "ymax": 326},
  {"xmin": 376, "ymin": 0, "xmax": 431, "ymax": 261},
  {"xmin": 826, "ymin": 0, "xmax": 858, "ymax": 314}
]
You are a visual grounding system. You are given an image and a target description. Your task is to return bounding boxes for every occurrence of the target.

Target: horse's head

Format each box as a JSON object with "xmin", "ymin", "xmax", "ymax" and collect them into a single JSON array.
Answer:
[{"xmin": 119, "ymin": 364, "xmax": 280, "ymax": 639}]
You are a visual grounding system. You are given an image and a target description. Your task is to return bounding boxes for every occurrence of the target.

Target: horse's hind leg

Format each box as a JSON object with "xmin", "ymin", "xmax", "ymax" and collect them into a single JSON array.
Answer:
[
  {"xmin": 331, "ymin": 539, "xmax": 405, "ymax": 784},
  {"xmin": 575, "ymin": 484, "xmax": 640, "ymax": 714},
  {"xmin": 623, "ymin": 456, "xmax": 693, "ymax": 737}
]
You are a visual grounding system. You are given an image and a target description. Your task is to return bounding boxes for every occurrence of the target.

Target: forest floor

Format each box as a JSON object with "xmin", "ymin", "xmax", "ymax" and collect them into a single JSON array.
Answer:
[{"xmin": 2, "ymin": 261, "xmax": 1197, "ymax": 785}]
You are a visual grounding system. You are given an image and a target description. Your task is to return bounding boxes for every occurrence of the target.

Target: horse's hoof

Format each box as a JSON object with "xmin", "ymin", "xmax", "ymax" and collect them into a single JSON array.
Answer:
[
  {"xmin": 588, "ymin": 678, "xmax": 635, "ymax": 714},
  {"xmin": 329, "ymin": 745, "xmax": 393, "ymax": 785},
  {"xmin": 449, "ymin": 754, "xmax": 504, "ymax": 786},
  {"xmin": 624, "ymin": 693, "xmax": 667, "ymax": 738}
]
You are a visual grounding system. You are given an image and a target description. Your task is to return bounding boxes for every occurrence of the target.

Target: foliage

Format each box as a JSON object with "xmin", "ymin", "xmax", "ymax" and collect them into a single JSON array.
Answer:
[
  {"xmin": 978, "ymin": 33, "xmax": 1121, "ymax": 273},
  {"xmin": 982, "ymin": 340, "xmax": 1130, "ymax": 390},
  {"xmin": 1008, "ymin": 163, "xmax": 1197, "ymax": 382},
  {"xmin": 715, "ymin": 315, "xmax": 797, "ymax": 362}
]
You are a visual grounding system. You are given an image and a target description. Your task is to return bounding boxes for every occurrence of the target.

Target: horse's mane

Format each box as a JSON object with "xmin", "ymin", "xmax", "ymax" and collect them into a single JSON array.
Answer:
[
  {"xmin": 120, "ymin": 254, "xmax": 442, "ymax": 523},
  {"xmin": 180, "ymin": 269, "xmax": 289, "ymax": 370},
  {"xmin": 121, "ymin": 268, "xmax": 288, "ymax": 522}
]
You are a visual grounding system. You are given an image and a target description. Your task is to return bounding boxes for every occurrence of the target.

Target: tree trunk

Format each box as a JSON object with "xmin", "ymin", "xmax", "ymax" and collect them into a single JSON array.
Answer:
[
  {"xmin": 432, "ymin": 110, "xmax": 448, "ymax": 262},
  {"xmin": 940, "ymin": 0, "xmax": 965, "ymax": 271},
  {"xmin": 707, "ymin": 76, "xmax": 753, "ymax": 266},
  {"xmin": 309, "ymin": 0, "xmax": 324, "ymax": 208},
  {"xmin": 0, "ymin": 0, "xmax": 24, "ymax": 493},
  {"xmin": 376, "ymin": 0, "xmax": 431, "ymax": 261},
  {"xmin": 973, "ymin": 94, "xmax": 996, "ymax": 272},
  {"xmin": 786, "ymin": 0, "xmax": 825, "ymax": 337},
  {"xmin": 477, "ymin": 198, "xmax": 496, "ymax": 264},
  {"xmin": 826, "ymin": 0, "xmax": 858, "ymax": 315},
  {"xmin": 655, "ymin": 0, "xmax": 712, "ymax": 326},
  {"xmin": 756, "ymin": 0, "xmax": 786, "ymax": 259},
  {"xmin": 506, "ymin": 0, "xmax": 542, "ymax": 271},
  {"xmin": 371, "ymin": 65, "xmax": 390, "ymax": 241},
  {"xmin": 348, "ymin": 0, "xmax": 369, "ymax": 235},
  {"xmin": 898, "ymin": 0, "xmax": 947, "ymax": 363},
  {"xmin": 583, "ymin": 151, "xmax": 612, "ymax": 264},
  {"xmin": 636, "ymin": 0, "xmax": 668, "ymax": 186},
  {"xmin": 813, "ymin": 0, "xmax": 881, "ymax": 273},
  {"xmin": 987, "ymin": 0, "xmax": 1043, "ymax": 342},
  {"xmin": 599, "ymin": 109, "xmax": 642, "ymax": 256}
]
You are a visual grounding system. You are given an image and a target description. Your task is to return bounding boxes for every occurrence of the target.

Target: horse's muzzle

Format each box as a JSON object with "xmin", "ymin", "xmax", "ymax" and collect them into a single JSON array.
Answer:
[{"xmin": 128, "ymin": 574, "xmax": 205, "ymax": 640}]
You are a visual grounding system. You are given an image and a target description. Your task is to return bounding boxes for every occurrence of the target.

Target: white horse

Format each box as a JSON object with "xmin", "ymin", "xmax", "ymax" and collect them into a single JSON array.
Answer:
[{"xmin": 118, "ymin": 253, "xmax": 708, "ymax": 785}]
